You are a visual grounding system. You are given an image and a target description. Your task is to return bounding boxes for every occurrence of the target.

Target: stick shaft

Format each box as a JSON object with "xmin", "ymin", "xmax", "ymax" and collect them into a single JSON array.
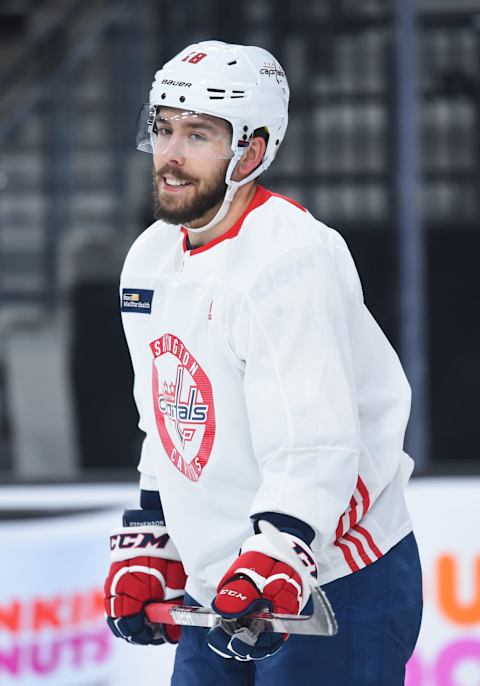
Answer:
[{"xmin": 145, "ymin": 602, "xmax": 331, "ymax": 635}]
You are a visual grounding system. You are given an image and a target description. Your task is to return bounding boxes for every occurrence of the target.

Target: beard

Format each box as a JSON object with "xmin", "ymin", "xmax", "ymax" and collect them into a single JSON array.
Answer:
[{"xmin": 152, "ymin": 161, "xmax": 229, "ymax": 226}]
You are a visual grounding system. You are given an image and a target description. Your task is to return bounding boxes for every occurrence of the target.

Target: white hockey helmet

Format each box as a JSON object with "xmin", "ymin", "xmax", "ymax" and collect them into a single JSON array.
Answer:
[{"xmin": 137, "ymin": 40, "xmax": 289, "ymax": 232}]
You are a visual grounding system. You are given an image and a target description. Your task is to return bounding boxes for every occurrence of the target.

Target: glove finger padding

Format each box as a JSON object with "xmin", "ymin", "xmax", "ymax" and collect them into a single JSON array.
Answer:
[
  {"xmin": 209, "ymin": 533, "xmax": 316, "ymax": 661},
  {"xmin": 104, "ymin": 556, "xmax": 186, "ymax": 617},
  {"xmin": 106, "ymin": 611, "xmax": 165, "ymax": 645},
  {"xmin": 208, "ymin": 620, "xmax": 285, "ymax": 660},
  {"xmin": 106, "ymin": 599, "xmax": 184, "ymax": 646},
  {"xmin": 212, "ymin": 554, "xmax": 302, "ymax": 618},
  {"xmin": 104, "ymin": 516, "xmax": 187, "ymax": 646}
]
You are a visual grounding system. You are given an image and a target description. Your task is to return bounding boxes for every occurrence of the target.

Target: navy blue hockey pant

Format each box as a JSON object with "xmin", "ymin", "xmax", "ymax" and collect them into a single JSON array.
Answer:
[{"xmin": 171, "ymin": 532, "xmax": 423, "ymax": 685}]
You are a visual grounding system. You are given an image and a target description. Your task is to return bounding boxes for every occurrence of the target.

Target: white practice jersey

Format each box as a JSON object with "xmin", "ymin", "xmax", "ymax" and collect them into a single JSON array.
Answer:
[{"xmin": 120, "ymin": 185, "xmax": 414, "ymax": 607}]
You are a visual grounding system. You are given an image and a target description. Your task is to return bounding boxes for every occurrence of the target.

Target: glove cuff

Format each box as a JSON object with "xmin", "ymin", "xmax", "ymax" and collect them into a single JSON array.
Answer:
[
  {"xmin": 123, "ymin": 509, "xmax": 165, "ymax": 527},
  {"xmin": 110, "ymin": 510, "xmax": 181, "ymax": 563},
  {"xmin": 240, "ymin": 532, "xmax": 317, "ymax": 609}
]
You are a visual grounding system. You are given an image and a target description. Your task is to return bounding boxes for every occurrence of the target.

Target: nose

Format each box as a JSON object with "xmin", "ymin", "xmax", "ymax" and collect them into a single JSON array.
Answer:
[{"xmin": 154, "ymin": 133, "xmax": 186, "ymax": 165}]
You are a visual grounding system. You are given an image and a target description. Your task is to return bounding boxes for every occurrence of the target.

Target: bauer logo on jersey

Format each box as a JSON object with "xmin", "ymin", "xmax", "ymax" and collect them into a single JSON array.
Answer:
[
  {"xmin": 150, "ymin": 333, "xmax": 216, "ymax": 482},
  {"xmin": 121, "ymin": 288, "xmax": 154, "ymax": 314}
]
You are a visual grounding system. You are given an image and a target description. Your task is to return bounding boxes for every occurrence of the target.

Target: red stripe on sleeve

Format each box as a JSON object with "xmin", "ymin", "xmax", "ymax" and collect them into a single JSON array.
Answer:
[
  {"xmin": 357, "ymin": 476, "xmax": 371, "ymax": 515},
  {"xmin": 353, "ymin": 524, "xmax": 383, "ymax": 560},
  {"xmin": 343, "ymin": 532, "xmax": 374, "ymax": 566},
  {"xmin": 348, "ymin": 495, "xmax": 358, "ymax": 529},
  {"xmin": 334, "ymin": 539, "xmax": 360, "ymax": 572}
]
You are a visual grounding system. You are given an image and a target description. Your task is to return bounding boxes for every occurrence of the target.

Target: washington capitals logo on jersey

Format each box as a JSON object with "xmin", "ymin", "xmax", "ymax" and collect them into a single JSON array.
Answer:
[
  {"xmin": 150, "ymin": 333, "xmax": 216, "ymax": 482},
  {"xmin": 158, "ymin": 368, "xmax": 208, "ymax": 448},
  {"xmin": 121, "ymin": 288, "xmax": 154, "ymax": 314}
]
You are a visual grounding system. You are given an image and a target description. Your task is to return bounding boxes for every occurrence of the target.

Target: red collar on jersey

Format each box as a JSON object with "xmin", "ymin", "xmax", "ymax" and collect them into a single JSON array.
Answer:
[{"xmin": 180, "ymin": 185, "xmax": 306, "ymax": 256}]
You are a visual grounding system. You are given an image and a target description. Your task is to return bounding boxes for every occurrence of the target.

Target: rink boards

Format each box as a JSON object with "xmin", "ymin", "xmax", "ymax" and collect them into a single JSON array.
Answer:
[{"xmin": 0, "ymin": 479, "xmax": 478, "ymax": 686}]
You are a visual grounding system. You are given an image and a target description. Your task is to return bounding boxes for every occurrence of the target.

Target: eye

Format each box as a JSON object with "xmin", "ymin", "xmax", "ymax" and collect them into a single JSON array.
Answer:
[
  {"xmin": 190, "ymin": 132, "xmax": 207, "ymax": 142},
  {"xmin": 155, "ymin": 125, "xmax": 172, "ymax": 136}
]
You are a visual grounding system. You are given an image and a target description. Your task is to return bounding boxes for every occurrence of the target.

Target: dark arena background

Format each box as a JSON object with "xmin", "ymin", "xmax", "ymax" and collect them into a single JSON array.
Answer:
[{"xmin": 0, "ymin": 1, "xmax": 479, "ymax": 685}]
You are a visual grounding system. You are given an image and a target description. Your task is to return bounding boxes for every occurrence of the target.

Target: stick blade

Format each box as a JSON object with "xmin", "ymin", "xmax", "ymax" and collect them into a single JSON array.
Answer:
[{"xmin": 258, "ymin": 519, "xmax": 338, "ymax": 636}]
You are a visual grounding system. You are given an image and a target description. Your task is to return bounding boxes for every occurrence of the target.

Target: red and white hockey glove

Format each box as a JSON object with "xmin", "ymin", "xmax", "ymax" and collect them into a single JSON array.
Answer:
[
  {"xmin": 104, "ymin": 510, "xmax": 186, "ymax": 645},
  {"xmin": 208, "ymin": 532, "xmax": 317, "ymax": 660}
]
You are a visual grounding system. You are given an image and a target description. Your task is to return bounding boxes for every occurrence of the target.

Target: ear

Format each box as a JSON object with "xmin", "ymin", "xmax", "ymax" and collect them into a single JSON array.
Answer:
[{"xmin": 232, "ymin": 137, "xmax": 267, "ymax": 182}]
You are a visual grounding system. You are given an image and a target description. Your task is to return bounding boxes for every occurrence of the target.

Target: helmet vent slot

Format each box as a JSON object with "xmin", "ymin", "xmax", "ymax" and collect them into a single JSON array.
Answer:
[
  {"xmin": 207, "ymin": 87, "xmax": 226, "ymax": 100},
  {"xmin": 228, "ymin": 60, "xmax": 237, "ymax": 65},
  {"xmin": 205, "ymin": 87, "xmax": 245, "ymax": 100}
]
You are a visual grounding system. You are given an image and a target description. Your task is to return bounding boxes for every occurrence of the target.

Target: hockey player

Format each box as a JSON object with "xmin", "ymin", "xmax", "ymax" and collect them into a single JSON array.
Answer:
[{"xmin": 104, "ymin": 41, "xmax": 423, "ymax": 685}]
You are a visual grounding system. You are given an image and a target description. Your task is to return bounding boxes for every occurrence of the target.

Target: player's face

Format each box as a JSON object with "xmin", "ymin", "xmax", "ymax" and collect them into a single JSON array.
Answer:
[{"xmin": 152, "ymin": 108, "xmax": 232, "ymax": 226}]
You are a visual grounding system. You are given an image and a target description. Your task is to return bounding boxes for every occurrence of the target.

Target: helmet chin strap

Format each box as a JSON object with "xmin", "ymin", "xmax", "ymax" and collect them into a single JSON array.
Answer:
[
  {"xmin": 185, "ymin": 179, "xmax": 240, "ymax": 235},
  {"xmin": 184, "ymin": 150, "xmax": 269, "ymax": 235}
]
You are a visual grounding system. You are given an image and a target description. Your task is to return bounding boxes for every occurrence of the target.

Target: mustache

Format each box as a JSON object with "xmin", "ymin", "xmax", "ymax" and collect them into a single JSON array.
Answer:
[{"xmin": 155, "ymin": 166, "xmax": 196, "ymax": 184}]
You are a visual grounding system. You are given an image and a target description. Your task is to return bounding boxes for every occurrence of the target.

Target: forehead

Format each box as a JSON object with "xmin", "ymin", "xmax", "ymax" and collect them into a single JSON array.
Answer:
[{"xmin": 156, "ymin": 107, "xmax": 230, "ymax": 132}]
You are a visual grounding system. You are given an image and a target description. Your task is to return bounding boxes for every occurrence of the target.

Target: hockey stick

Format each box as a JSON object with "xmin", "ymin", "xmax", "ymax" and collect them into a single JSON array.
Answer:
[
  {"xmin": 258, "ymin": 519, "xmax": 338, "ymax": 636},
  {"xmin": 145, "ymin": 520, "xmax": 338, "ymax": 637}
]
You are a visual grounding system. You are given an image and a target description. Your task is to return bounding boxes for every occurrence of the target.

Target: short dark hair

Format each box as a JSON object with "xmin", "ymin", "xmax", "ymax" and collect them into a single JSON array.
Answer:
[{"xmin": 253, "ymin": 126, "xmax": 269, "ymax": 145}]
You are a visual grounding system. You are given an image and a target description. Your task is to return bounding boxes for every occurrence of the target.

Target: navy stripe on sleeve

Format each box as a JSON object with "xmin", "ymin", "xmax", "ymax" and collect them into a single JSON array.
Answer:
[{"xmin": 251, "ymin": 511, "xmax": 316, "ymax": 545}]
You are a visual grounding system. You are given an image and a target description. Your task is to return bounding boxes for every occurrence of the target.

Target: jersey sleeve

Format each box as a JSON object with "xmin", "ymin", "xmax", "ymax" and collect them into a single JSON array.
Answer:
[
  {"xmin": 128, "ymin": 361, "xmax": 161, "ymax": 489},
  {"xmin": 125, "ymin": 357, "xmax": 161, "ymax": 510},
  {"xmin": 118, "ymin": 277, "xmax": 158, "ymax": 486},
  {"xmin": 235, "ymin": 244, "xmax": 362, "ymax": 549}
]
